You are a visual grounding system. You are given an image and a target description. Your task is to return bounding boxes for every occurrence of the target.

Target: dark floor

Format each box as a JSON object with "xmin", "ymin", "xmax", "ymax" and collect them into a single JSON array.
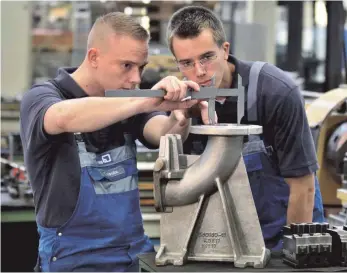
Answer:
[{"xmin": 1, "ymin": 221, "xmax": 39, "ymax": 272}]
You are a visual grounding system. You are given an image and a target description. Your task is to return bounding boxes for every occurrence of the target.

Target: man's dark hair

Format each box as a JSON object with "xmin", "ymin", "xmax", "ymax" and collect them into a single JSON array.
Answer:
[{"xmin": 167, "ymin": 6, "xmax": 226, "ymax": 55}]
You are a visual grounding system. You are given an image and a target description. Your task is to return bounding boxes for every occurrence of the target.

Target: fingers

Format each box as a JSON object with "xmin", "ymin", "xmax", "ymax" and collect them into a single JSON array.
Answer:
[
  {"xmin": 198, "ymin": 100, "xmax": 208, "ymax": 109},
  {"xmin": 182, "ymin": 99, "xmax": 199, "ymax": 109},
  {"xmin": 150, "ymin": 81, "xmax": 164, "ymax": 91},
  {"xmin": 165, "ymin": 100, "xmax": 218, "ymax": 125},
  {"xmin": 183, "ymin": 80, "xmax": 200, "ymax": 92},
  {"xmin": 164, "ymin": 77, "xmax": 187, "ymax": 101},
  {"xmin": 152, "ymin": 76, "xmax": 199, "ymax": 102},
  {"xmin": 199, "ymin": 101, "xmax": 218, "ymax": 125},
  {"xmin": 170, "ymin": 99, "xmax": 198, "ymax": 110},
  {"xmin": 166, "ymin": 78, "xmax": 180, "ymax": 101},
  {"xmin": 199, "ymin": 101, "xmax": 209, "ymax": 125},
  {"xmin": 172, "ymin": 79, "xmax": 188, "ymax": 101},
  {"xmin": 157, "ymin": 99, "xmax": 199, "ymax": 112}
]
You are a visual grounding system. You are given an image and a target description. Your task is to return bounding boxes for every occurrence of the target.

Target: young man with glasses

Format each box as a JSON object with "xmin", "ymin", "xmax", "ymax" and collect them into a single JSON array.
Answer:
[{"xmin": 166, "ymin": 6, "xmax": 325, "ymax": 251}]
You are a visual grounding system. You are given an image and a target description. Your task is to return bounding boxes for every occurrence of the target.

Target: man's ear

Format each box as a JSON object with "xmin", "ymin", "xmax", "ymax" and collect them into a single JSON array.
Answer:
[
  {"xmin": 87, "ymin": 48, "xmax": 99, "ymax": 68},
  {"xmin": 222, "ymin": 42, "xmax": 230, "ymax": 60}
]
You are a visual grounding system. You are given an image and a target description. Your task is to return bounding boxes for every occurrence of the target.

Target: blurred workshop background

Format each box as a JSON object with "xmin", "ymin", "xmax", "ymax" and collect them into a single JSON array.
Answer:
[{"xmin": 1, "ymin": 1, "xmax": 346, "ymax": 271}]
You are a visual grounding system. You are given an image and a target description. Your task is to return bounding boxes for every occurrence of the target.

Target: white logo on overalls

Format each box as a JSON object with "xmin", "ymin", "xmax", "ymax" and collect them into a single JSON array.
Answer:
[{"xmin": 101, "ymin": 154, "xmax": 112, "ymax": 163}]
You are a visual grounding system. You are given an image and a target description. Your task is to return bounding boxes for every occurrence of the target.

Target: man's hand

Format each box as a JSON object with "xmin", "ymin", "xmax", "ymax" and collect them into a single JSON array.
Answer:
[
  {"xmin": 173, "ymin": 101, "xmax": 218, "ymax": 126},
  {"xmin": 145, "ymin": 76, "xmax": 200, "ymax": 112},
  {"xmin": 142, "ymin": 78, "xmax": 218, "ymax": 146},
  {"xmin": 198, "ymin": 101, "xmax": 218, "ymax": 125}
]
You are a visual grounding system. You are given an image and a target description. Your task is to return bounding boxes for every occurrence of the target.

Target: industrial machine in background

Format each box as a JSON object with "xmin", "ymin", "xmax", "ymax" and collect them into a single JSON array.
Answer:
[
  {"xmin": 1, "ymin": 158, "xmax": 33, "ymax": 205},
  {"xmin": 1, "ymin": 132, "xmax": 33, "ymax": 207},
  {"xmin": 328, "ymin": 124, "xmax": 347, "ymax": 226},
  {"xmin": 306, "ymin": 86, "xmax": 347, "ymax": 224}
]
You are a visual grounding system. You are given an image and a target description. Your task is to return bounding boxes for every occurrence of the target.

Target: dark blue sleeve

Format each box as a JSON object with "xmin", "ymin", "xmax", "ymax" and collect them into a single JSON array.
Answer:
[
  {"xmin": 129, "ymin": 111, "xmax": 168, "ymax": 149},
  {"xmin": 20, "ymin": 85, "xmax": 62, "ymax": 148},
  {"xmin": 272, "ymin": 86, "xmax": 319, "ymax": 178}
]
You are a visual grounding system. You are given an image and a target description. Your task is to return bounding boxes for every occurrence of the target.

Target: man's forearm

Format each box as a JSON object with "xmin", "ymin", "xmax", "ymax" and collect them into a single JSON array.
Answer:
[
  {"xmin": 164, "ymin": 112, "xmax": 191, "ymax": 140},
  {"xmin": 143, "ymin": 113, "xmax": 191, "ymax": 147},
  {"xmin": 285, "ymin": 174, "xmax": 316, "ymax": 224},
  {"xmin": 45, "ymin": 97, "xmax": 148, "ymax": 134}
]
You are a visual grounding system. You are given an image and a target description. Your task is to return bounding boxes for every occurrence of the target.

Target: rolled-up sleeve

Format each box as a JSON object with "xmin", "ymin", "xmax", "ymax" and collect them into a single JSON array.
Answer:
[
  {"xmin": 20, "ymin": 86, "xmax": 62, "ymax": 148},
  {"xmin": 273, "ymin": 86, "xmax": 319, "ymax": 178},
  {"xmin": 130, "ymin": 111, "xmax": 168, "ymax": 149}
]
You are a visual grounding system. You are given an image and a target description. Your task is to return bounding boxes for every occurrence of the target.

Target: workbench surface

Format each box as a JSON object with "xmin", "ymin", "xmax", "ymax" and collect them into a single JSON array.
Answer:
[{"xmin": 138, "ymin": 252, "xmax": 347, "ymax": 272}]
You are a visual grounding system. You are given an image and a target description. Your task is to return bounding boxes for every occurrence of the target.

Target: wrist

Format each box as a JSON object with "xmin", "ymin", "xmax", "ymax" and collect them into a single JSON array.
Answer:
[{"xmin": 135, "ymin": 97, "xmax": 153, "ymax": 114}]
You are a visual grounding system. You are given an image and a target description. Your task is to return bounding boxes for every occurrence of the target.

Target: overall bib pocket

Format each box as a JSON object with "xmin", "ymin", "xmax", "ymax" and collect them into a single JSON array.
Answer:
[{"xmin": 86, "ymin": 158, "xmax": 138, "ymax": 195}]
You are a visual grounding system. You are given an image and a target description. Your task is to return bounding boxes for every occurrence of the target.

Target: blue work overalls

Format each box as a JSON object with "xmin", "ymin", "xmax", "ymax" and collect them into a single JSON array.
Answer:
[
  {"xmin": 37, "ymin": 133, "xmax": 154, "ymax": 272},
  {"xmin": 243, "ymin": 62, "xmax": 325, "ymax": 250}
]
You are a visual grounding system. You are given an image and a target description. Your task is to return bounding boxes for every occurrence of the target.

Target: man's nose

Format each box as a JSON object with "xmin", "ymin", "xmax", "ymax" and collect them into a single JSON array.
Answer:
[
  {"xmin": 130, "ymin": 68, "xmax": 142, "ymax": 85},
  {"xmin": 195, "ymin": 62, "xmax": 206, "ymax": 77}
]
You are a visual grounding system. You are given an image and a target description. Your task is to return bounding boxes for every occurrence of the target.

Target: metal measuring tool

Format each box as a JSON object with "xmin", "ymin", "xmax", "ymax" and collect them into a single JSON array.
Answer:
[
  {"xmin": 207, "ymin": 75, "xmax": 216, "ymax": 124},
  {"xmin": 105, "ymin": 83, "xmax": 245, "ymax": 125}
]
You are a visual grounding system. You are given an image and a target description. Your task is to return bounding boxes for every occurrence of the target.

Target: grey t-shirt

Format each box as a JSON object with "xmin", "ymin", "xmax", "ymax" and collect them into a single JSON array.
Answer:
[
  {"xmin": 20, "ymin": 67, "xmax": 166, "ymax": 228},
  {"xmin": 183, "ymin": 55, "xmax": 319, "ymax": 178}
]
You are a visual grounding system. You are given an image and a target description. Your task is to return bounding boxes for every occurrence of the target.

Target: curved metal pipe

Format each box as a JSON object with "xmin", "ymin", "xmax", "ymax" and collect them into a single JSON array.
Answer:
[{"xmin": 162, "ymin": 135, "xmax": 244, "ymax": 207}]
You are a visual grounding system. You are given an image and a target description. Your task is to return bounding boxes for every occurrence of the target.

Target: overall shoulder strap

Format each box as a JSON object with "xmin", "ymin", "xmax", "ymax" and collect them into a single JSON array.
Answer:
[{"xmin": 247, "ymin": 61, "xmax": 266, "ymax": 123}]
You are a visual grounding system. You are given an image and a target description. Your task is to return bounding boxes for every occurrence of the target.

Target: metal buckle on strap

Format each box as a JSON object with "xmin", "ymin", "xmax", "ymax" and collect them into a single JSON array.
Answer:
[
  {"xmin": 265, "ymin": 146, "xmax": 274, "ymax": 156},
  {"xmin": 74, "ymin": 133, "xmax": 84, "ymax": 143}
]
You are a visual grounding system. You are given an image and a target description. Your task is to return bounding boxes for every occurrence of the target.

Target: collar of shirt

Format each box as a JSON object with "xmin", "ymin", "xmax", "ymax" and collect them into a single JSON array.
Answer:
[{"xmin": 54, "ymin": 66, "xmax": 88, "ymax": 99}]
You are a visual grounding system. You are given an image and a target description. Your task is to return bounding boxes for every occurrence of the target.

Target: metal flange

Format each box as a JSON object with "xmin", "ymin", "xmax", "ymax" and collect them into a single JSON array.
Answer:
[{"xmin": 190, "ymin": 123, "xmax": 263, "ymax": 136}]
